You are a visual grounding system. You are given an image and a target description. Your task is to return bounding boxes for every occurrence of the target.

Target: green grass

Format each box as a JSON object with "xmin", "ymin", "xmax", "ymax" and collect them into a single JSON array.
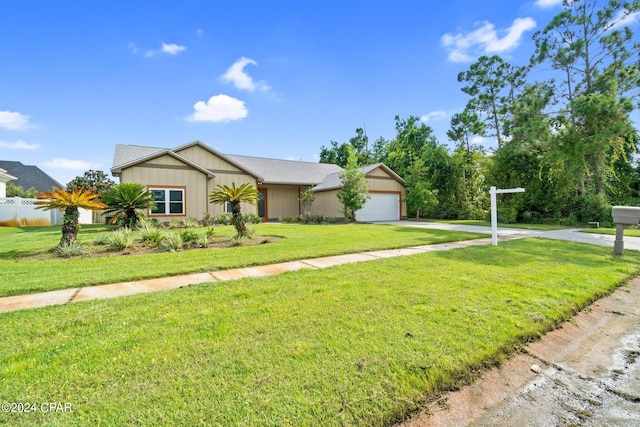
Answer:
[
  {"xmin": 418, "ymin": 218, "xmax": 569, "ymax": 230},
  {"xmin": 581, "ymin": 226, "xmax": 640, "ymax": 237},
  {"xmin": 1, "ymin": 238, "xmax": 638, "ymax": 426},
  {"xmin": 0, "ymin": 223, "xmax": 485, "ymax": 297}
]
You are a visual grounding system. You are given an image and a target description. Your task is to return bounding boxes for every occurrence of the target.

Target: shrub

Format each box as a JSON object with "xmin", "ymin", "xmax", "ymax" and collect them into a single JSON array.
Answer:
[
  {"xmin": 141, "ymin": 229, "xmax": 164, "ymax": 246},
  {"xmin": 56, "ymin": 242, "xmax": 86, "ymax": 257},
  {"xmin": 195, "ymin": 234, "xmax": 210, "ymax": 248},
  {"xmin": 229, "ymin": 235, "xmax": 244, "ymax": 246},
  {"xmin": 168, "ymin": 219, "xmax": 182, "ymax": 229},
  {"xmin": 205, "ymin": 227, "xmax": 216, "ymax": 238},
  {"xmin": 327, "ymin": 217, "xmax": 337, "ymax": 224},
  {"xmin": 108, "ymin": 229, "xmax": 135, "ymax": 250},
  {"xmin": 93, "ymin": 235, "xmax": 110, "ymax": 246},
  {"xmin": 200, "ymin": 212, "xmax": 214, "ymax": 227},
  {"xmin": 160, "ymin": 233, "xmax": 184, "ymax": 252},
  {"xmin": 243, "ymin": 212, "xmax": 261, "ymax": 224},
  {"xmin": 216, "ymin": 213, "xmax": 230, "ymax": 225},
  {"xmin": 179, "ymin": 229, "xmax": 199, "ymax": 243},
  {"xmin": 182, "ymin": 218, "xmax": 199, "ymax": 228}
]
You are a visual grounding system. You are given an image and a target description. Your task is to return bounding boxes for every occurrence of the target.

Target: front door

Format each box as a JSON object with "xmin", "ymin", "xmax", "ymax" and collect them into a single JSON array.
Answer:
[{"xmin": 257, "ymin": 188, "xmax": 267, "ymax": 221}]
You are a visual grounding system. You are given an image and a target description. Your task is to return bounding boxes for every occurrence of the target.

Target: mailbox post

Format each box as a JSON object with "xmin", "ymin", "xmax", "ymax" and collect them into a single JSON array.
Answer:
[
  {"xmin": 490, "ymin": 186, "xmax": 525, "ymax": 246},
  {"xmin": 611, "ymin": 206, "xmax": 640, "ymax": 255}
]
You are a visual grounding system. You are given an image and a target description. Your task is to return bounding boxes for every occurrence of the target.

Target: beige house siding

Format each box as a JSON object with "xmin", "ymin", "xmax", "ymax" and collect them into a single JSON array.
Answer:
[
  {"xmin": 259, "ymin": 184, "xmax": 312, "ymax": 219},
  {"xmin": 312, "ymin": 190, "xmax": 343, "ymax": 218},
  {"xmin": 174, "ymin": 145, "xmax": 245, "ymax": 173}
]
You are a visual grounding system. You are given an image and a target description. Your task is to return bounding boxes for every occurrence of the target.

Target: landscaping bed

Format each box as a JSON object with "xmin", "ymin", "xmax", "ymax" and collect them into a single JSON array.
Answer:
[{"xmin": 0, "ymin": 223, "xmax": 486, "ymax": 297}]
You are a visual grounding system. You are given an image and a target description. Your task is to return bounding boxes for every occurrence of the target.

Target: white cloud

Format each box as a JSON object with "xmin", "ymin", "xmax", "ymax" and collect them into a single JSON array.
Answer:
[
  {"xmin": 0, "ymin": 111, "xmax": 34, "ymax": 130},
  {"xmin": 130, "ymin": 42, "xmax": 187, "ymax": 58},
  {"xmin": 421, "ymin": 111, "xmax": 447, "ymax": 122},
  {"xmin": 162, "ymin": 43, "xmax": 186, "ymax": 55},
  {"xmin": 610, "ymin": 9, "xmax": 640, "ymax": 30},
  {"xmin": 221, "ymin": 57, "xmax": 271, "ymax": 92},
  {"xmin": 471, "ymin": 136, "xmax": 486, "ymax": 144},
  {"xmin": 442, "ymin": 17, "xmax": 536, "ymax": 62},
  {"xmin": 187, "ymin": 94, "xmax": 248, "ymax": 123},
  {"xmin": 535, "ymin": 0, "xmax": 563, "ymax": 8},
  {"xmin": 0, "ymin": 140, "xmax": 40, "ymax": 150},
  {"xmin": 41, "ymin": 158, "xmax": 97, "ymax": 170}
]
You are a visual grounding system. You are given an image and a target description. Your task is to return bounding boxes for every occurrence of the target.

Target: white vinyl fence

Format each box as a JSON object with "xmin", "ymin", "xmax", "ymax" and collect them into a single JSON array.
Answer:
[{"xmin": 0, "ymin": 197, "xmax": 93, "ymax": 227}]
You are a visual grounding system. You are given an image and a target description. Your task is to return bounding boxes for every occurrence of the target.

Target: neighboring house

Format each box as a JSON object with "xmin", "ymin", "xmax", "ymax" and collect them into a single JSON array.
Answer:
[
  {"xmin": 111, "ymin": 140, "xmax": 406, "ymax": 222},
  {"xmin": 0, "ymin": 167, "xmax": 17, "ymax": 198},
  {"xmin": 0, "ymin": 160, "xmax": 63, "ymax": 193}
]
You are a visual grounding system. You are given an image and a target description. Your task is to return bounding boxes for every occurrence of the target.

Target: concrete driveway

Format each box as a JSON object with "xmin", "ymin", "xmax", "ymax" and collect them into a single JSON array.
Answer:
[{"xmin": 379, "ymin": 220, "xmax": 640, "ymax": 251}]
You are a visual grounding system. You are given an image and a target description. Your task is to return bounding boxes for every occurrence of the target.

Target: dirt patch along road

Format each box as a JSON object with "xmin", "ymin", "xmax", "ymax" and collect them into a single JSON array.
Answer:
[{"xmin": 401, "ymin": 277, "xmax": 640, "ymax": 427}]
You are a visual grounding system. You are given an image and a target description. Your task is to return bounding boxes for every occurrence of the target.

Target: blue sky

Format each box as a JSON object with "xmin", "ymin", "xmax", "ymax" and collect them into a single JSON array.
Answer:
[{"xmin": 0, "ymin": 0, "xmax": 626, "ymax": 185}]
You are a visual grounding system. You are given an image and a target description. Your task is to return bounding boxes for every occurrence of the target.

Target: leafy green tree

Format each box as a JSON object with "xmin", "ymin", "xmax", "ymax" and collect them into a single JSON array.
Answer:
[
  {"xmin": 66, "ymin": 170, "xmax": 115, "ymax": 199},
  {"xmin": 457, "ymin": 55, "xmax": 528, "ymax": 147},
  {"xmin": 447, "ymin": 111, "xmax": 485, "ymax": 187},
  {"xmin": 299, "ymin": 188, "xmax": 316, "ymax": 216},
  {"xmin": 529, "ymin": 0, "xmax": 640, "ymax": 221},
  {"xmin": 337, "ymin": 147, "xmax": 370, "ymax": 222},
  {"xmin": 101, "ymin": 183, "xmax": 157, "ymax": 228},
  {"xmin": 209, "ymin": 182, "xmax": 259, "ymax": 237},
  {"xmin": 6, "ymin": 182, "xmax": 38, "ymax": 198},
  {"xmin": 35, "ymin": 187, "xmax": 106, "ymax": 245},
  {"xmin": 404, "ymin": 158, "xmax": 438, "ymax": 219},
  {"xmin": 320, "ymin": 128, "xmax": 382, "ymax": 167}
]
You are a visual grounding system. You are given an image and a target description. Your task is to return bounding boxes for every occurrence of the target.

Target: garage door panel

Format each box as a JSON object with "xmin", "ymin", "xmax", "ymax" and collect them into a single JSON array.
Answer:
[{"xmin": 356, "ymin": 193, "xmax": 399, "ymax": 222}]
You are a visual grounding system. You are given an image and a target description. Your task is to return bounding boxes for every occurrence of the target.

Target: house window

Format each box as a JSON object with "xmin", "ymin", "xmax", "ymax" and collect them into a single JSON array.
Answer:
[
  {"xmin": 149, "ymin": 187, "xmax": 185, "ymax": 215},
  {"xmin": 223, "ymin": 201, "xmax": 232, "ymax": 213}
]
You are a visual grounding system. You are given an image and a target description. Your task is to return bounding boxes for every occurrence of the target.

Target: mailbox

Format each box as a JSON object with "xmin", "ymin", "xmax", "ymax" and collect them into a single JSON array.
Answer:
[
  {"xmin": 612, "ymin": 206, "xmax": 640, "ymax": 225},
  {"xmin": 612, "ymin": 206, "xmax": 640, "ymax": 255}
]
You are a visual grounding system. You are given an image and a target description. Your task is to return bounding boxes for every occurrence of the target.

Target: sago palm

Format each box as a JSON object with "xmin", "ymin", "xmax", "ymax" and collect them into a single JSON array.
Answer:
[
  {"xmin": 209, "ymin": 182, "xmax": 259, "ymax": 237},
  {"xmin": 101, "ymin": 183, "xmax": 157, "ymax": 228},
  {"xmin": 35, "ymin": 187, "xmax": 107, "ymax": 245}
]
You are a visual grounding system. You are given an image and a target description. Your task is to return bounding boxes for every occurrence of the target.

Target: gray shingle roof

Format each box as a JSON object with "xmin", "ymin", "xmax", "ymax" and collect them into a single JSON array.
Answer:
[
  {"xmin": 112, "ymin": 144, "xmax": 165, "ymax": 169},
  {"xmin": 226, "ymin": 154, "xmax": 343, "ymax": 185},
  {"xmin": 0, "ymin": 161, "xmax": 63, "ymax": 192},
  {"xmin": 111, "ymin": 142, "xmax": 403, "ymax": 189}
]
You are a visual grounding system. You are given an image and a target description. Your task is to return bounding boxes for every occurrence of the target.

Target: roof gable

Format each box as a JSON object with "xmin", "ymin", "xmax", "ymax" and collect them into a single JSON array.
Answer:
[
  {"xmin": 111, "ymin": 144, "xmax": 215, "ymax": 178},
  {"xmin": 0, "ymin": 160, "xmax": 63, "ymax": 192},
  {"xmin": 173, "ymin": 140, "xmax": 263, "ymax": 180}
]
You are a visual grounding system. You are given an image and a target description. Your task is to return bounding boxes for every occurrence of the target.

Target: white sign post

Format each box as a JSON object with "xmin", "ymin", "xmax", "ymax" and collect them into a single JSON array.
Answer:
[{"xmin": 490, "ymin": 186, "xmax": 525, "ymax": 246}]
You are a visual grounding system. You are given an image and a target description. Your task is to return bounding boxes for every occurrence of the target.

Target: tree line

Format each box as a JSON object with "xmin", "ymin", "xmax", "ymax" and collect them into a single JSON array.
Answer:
[{"xmin": 320, "ymin": 0, "xmax": 640, "ymax": 226}]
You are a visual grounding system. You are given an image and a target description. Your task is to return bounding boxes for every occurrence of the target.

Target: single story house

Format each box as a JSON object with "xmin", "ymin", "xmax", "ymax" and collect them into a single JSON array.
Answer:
[
  {"xmin": 0, "ymin": 167, "xmax": 17, "ymax": 198},
  {"xmin": 111, "ymin": 140, "xmax": 406, "ymax": 222}
]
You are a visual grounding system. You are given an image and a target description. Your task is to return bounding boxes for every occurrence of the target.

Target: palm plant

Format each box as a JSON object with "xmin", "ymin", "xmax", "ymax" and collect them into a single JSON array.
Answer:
[
  {"xmin": 35, "ymin": 187, "xmax": 107, "ymax": 245},
  {"xmin": 209, "ymin": 182, "xmax": 259, "ymax": 237},
  {"xmin": 101, "ymin": 183, "xmax": 157, "ymax": 228}
]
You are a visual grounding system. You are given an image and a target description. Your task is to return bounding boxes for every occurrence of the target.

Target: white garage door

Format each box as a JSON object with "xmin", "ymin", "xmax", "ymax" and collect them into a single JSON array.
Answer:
[{"xmin": 356, "ymin": 193, "xmax": 400, "ymax": 222}]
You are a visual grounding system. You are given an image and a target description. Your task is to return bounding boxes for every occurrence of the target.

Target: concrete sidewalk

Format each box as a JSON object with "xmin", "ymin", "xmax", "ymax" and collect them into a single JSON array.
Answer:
[
  {"xmin": 0, "ymin": 236, "xmax": 492, "ymax": 314},
  {"xmin": 3, "ymin": 221, "xmax": 638, "ymax": 314}
]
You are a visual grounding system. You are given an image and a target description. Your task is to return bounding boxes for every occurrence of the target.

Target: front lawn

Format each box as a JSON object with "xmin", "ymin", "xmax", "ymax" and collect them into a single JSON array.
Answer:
[
  {"xmin": 417, "ymin": 218, "xmax": 569, "ymax": 230},
  {"xmin": 0, "ymin": 223, "xmax": 485, "ymax": 297},
  {"xmin": 1, "ymin": 239, "xmax": 638, "ymax": 426},
  {"xmin": 581, "ymin": 226, "xmax": 640, "ymax": 237}
]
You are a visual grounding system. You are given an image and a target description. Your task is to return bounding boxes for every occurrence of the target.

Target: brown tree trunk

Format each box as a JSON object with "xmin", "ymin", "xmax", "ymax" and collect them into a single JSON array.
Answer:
[{"xmin": 61, "ymin": 206, "xmax": 79, "ymax": 245}]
